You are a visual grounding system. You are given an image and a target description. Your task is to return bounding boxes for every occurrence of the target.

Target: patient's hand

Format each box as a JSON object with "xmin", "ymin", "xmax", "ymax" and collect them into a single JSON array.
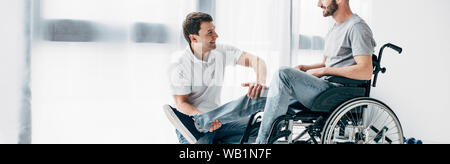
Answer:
[
  {"xmin": 307, "ymin": 68, "xmax": 327, "ymax": 78},
  {"xmin": 209, "ymin": 120, "xmax": 222, "ymax": 132},
  {"xmin": 294, "ymin": 65, "xmax": 308, "ymax": 72},
  {"xmin": 241, "ymin": 82, "xmax": 267, "ymax": 99}
]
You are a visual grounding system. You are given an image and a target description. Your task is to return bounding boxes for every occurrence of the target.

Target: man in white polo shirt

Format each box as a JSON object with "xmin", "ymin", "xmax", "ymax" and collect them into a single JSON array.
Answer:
[{"xmin": 164, "ymin": 12, "xmax": 268, "ymax": 144}]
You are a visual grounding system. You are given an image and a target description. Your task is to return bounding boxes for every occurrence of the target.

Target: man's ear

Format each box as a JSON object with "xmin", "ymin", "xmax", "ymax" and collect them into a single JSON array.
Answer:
[
  {"xmin": 336, "ymin": 0, "xmax": 349, "ymax": 5},
  {"xmin": 189, "ymin": 34, "xmax": 198, "ymax": 43}
]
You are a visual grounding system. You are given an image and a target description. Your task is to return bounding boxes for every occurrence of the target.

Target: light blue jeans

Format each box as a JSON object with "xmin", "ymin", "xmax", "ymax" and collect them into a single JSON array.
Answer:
[
  {"xmin": 255, "ymin": 67, "xmax": 335, "ymax": 143},
  {"xmin": 177, "ymin": 117, "xmax": 257, "ymax": 144},
  {"xmin": 176, "ymin": 130, "xmax": 190, "ymax": 144},
  {"xmin": 196, "ymin": 117, "xmax": 256, "ymax": 144},
  {"xmin": 193, "ymin": 95, "xmax": 267, "ymax": 133},
  {"xmin": 189, "ymin": 95, "xmax": 266, "ymax": 144},
  {"xmin": 193, "ymin": 66, "xmax": 335, "ymax": 144}
]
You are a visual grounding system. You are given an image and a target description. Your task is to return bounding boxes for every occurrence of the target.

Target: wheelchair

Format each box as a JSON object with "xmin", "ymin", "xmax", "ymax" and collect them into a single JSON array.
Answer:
[{"xmin": 240, "ymin": 43, "xmax": 404, "ymax": 144}]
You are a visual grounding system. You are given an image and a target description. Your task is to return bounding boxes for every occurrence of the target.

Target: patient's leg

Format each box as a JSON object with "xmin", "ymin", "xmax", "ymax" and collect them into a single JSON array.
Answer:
[{"xmin": 255, "ymin": 66, "xmax": 334, "ymax": 144}]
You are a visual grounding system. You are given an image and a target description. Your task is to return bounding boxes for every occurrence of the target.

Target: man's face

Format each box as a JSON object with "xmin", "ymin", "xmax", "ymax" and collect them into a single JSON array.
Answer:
[
  {"xmin": 192, "ymin": 22, "xmax": 219, "ymax": 52},
  {"xmin": 318, "ymin": 0, "xmax": 338, "ymax": 17}
]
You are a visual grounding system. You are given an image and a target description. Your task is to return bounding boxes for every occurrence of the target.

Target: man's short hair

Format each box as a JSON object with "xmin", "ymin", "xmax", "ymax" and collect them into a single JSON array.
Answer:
[{"xmin": 182, "ymin": 12, "xmax": 213, "ymax": 45}]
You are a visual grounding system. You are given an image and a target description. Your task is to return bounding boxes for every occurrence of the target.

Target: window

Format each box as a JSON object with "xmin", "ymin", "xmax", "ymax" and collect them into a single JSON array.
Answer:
[
  {"xmin": 32, "ymin": 0, "xmax": 196, "ymax": 144},
  {"xmin": 292, "ymin": 0, "xmax": 373, "ymax": 66},
  {"xmin": 215, "ymin": 0, "xmax": 291, "ymax": 103}
]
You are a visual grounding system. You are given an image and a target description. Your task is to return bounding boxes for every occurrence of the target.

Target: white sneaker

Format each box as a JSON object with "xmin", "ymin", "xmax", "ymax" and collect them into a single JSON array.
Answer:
[{"xmin": 163, "ymin": 105, "xmax": 204, "ymax": 144}]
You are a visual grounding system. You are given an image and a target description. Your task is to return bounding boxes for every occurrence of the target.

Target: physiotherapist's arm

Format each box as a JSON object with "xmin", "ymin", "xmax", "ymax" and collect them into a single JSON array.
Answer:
[
  {"xmin": 173, "ymin": 95, "xmax": 202, "ymax": 116},
  {"xmin": 236, "ymin": 52, "xmax": 267, "ymax": 84},
  {"xmin": 236, "ymin": 52, "xmax": 268, "ymax": 99},
  {"xmin": 308, "ymin": 55, "xmax": 373, "ymax": 81},
  {"xmin": 173, "ymin": 95, "xmax": 223, "ymax": 132}
]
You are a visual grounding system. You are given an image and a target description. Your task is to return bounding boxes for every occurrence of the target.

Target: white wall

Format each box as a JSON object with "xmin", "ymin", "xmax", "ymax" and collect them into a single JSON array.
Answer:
[
  {"xmin": 0, "ymin": 0, "xmax": 26, "ymax": 144},
  {"xmin": 369, "ymin": 0, "xmax": 450, "ymax": 143}
]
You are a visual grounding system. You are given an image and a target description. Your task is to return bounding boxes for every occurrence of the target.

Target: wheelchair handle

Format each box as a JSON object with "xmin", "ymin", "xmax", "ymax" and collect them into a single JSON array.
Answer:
[
  {"xmin": 385, "ymin": 43, "xmax": 403, "ymax": 54},
  {"xmin": 373, "ymin": 43, "xmax": 403, "ymax": 87},
  {"xmin": 378, "ymin": 43, "xmax": 403, "ymax": 66}
]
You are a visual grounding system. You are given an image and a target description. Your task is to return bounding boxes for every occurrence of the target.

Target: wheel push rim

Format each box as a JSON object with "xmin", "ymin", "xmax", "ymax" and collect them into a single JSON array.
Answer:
[{"xmin": 322, "ymin": 99, "xmax": 404, "ymax": 144}]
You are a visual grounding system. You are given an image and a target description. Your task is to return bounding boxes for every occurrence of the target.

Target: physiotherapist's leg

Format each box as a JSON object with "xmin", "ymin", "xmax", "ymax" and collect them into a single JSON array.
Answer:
[
  {"xmin": 195, "ymin": 117, "xmax": 252, "ymax": 144},
  {"xmin": 255, "ymin": 66, "xmax": 335, "ymax": 144},
  {"xmin": 196, "ymin": 132, "xmax": 216, "ymax": 144},
  {"xmin": 193, "ymin": 94, "xmax": 267, "ymax": 133},
  {"xmin": 212, "ymin": 117, "xmax": 253, "ymax": 144},
  {"xmin": 195, "ymin": 117, "xmax": 259, "ymax": 144},
  {"xmin": 176, "ymin": 130, "xmax": 190, "ymax": 144}
]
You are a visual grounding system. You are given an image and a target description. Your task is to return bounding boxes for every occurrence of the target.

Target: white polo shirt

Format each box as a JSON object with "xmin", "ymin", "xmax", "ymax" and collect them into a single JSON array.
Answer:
[{"xmin": 169, "ymin": 44, "xmax": 243, "ymax": 113}]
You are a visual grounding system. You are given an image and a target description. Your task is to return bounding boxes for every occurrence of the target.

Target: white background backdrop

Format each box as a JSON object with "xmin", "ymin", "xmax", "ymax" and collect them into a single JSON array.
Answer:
[
  {"xmin": 369, "ymin": 0, "xmax": 450, "ymax": 143},
  {"xmin": 0, "ymin": 0, "xmax": 25, "ymax": 144}
]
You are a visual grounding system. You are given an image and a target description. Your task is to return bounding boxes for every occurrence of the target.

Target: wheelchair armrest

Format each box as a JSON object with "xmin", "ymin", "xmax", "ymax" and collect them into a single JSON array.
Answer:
[{"xmin": 325, "ymin": 76, "xmax": 370, "ymax": 87}]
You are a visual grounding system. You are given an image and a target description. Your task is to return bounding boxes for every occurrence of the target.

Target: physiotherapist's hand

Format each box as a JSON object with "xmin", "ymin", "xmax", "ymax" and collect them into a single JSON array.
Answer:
[
  {"xmin": 209, "ymin": 120, "xmax": 222, "ymax": 132},
  {"xmin": 241, "ymin": 82, "xmax": 267, "ymax": 99},
  {"xmin": 306, "ymin": 67, "xmax": 327, "ymax": 78}
]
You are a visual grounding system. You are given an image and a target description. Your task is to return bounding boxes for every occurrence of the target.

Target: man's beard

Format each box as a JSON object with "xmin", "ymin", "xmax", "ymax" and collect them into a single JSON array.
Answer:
[{"xmin": 322, "ymin": 0, "xmax": 338, "ymax": 17}]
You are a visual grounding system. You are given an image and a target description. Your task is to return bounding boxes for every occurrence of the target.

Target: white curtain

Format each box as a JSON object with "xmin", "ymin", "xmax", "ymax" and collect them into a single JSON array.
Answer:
[
  {"xmin": 0, "ymin": 0, "xmax": 29, "ymax": 144},
  {"xmin": 215, "ymin": 0, "xmax": 291, "ymax": 103}
]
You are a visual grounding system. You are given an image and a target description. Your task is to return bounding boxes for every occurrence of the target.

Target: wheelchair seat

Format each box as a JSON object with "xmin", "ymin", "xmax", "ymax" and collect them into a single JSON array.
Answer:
[
  {"xmin": 286, "ymin": 101, "xmax": 325, "ymax": 123},
  {"xmin": 288, "ymin": 76, "xmax": 370, "ymax": 114}
]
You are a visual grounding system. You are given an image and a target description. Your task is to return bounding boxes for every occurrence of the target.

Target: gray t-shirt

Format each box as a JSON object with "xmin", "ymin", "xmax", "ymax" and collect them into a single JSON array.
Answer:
[{"xmin": 324, "ymin": 14, "xmax": 376, "ymax": 68}]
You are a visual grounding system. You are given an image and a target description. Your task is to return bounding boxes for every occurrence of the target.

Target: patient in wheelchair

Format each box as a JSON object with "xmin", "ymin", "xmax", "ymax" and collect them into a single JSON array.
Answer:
[{"xmin": 255, "ymin": 0, "xmax": 377, "ymax": 143}]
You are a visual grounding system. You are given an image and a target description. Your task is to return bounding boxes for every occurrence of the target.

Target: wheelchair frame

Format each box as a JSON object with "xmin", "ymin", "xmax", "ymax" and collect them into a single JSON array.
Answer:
[{"xmin": 240, "ymin": 43, "xmax": 404, "ymax": 144}]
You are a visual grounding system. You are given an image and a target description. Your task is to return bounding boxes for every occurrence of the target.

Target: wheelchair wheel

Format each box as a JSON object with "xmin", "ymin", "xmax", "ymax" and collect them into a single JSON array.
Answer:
[{"xmin": 321, "ymin": 97, "xmax": 404, "ymax": 144}]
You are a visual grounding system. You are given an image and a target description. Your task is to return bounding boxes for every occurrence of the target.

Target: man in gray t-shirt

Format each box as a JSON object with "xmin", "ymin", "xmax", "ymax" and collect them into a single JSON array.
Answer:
[
  {"xmin": 295, "ymin": 0, "xmax": 376, "ymax": 81},
  {"xmin": 255, "ymin": 0, "xmax": 377, "ymax": 143},
  {"xmin": 324, "ymin": 14, "xmax": 376, "ymax": 68}
]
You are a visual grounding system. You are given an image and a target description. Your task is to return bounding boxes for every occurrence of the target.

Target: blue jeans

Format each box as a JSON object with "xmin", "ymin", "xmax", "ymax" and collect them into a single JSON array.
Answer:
[
  {"xmin": 176, "ymin": 130, "xmax": 190, "ymax": 144},
  {"xmin": 174, "ymin": 97, "xmax": 262, "ymax": 144},
  {"xmin": 255, "ymin": 67, "xmax": 335, "ymax": 143},
  {"xmin": 176, "ymin": 117, "xmax": 257, "ymax": 144},
  {"xmin": 193, "ymin": 94, "xmax": 267, "ymax": 133},
  {"xmin": 192, "ymin": 66, "xmax": 334, "ymax": 144},
  {"xmin": 197, "ymin": 117, "xmax": 255, "ymax": 144},
  {"xmin": 188, "ymin": 95, "xmax": 266, "ymax": 144}
]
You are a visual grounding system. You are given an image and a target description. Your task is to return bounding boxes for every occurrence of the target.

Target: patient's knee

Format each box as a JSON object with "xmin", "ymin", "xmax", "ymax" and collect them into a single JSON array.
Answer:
[
  {"xmin": 274, "ymin": 66, "xmax": 297, "ymax": 83},
  {"xmin": 276, "ymin": 66, "xmax": 294, "ymax": 78}
]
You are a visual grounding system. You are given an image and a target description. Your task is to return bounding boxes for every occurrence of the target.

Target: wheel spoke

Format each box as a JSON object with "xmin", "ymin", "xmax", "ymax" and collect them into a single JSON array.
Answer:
[{"xmin": 324, "ymin": 100, "xmax": 403, "ymax": 144}]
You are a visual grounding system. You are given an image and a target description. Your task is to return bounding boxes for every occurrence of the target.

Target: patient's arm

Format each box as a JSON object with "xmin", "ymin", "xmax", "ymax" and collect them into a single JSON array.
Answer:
[
  {"xmin": 323, "ymin": 55, "xmax": 373, "ymax": 80},
  {"xmin": 308, "ymin": 55, "xmax": 373, "ymax": 80},
  {"xmin": 294, "ymin": 56, "xmax": 326, "ymax": 72}
]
